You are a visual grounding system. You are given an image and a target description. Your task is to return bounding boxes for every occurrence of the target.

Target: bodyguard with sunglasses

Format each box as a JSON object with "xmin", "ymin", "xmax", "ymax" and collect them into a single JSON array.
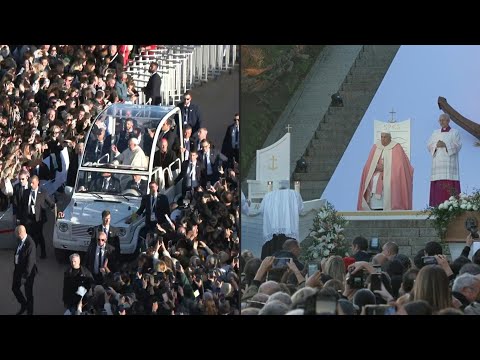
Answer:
[
  {"xmin": 177, "ymin": 91, "xmax": 203, "ymax": 134},
  {"xmin": 11, "ymin": 169, "xmax": 30, "ymax": 226}
]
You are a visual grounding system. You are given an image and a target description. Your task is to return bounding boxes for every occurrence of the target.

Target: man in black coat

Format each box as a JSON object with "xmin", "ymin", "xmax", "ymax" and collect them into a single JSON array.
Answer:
[
  {"xmin": 84, "ymin": 232, "xmax": 117, "ymax": 285},
  {"xmin": 66, "ymin": 142, "xmax": 84, "ymax": 187},
  {"xmin": 176, "ymin": 91, "xmax": 202, "ymax": 134},
  {"xmin": 175, "ymin": 149, "xmax": 206, "ymax": 195},
  {"xmin": 181, "ymin": 125, "xmax": 195, "ymax": 162},
  {"xmin": 62, "ymin": 253, "xmax": 94, "ymax": 313},
  {"xmin": 12, "ymin": 225, "xmax": 38, "ymax": 315},
  {"xmin": 90, "ymin": 172, "xmax": 121, "ymax": 193},
  {"xmin": 156, "ymin": 118, "xmax": 179, "ymax": 156},
  {"xmin": 198, "ymin": 139, "xmax": 228, "ymax": 184},
  {"xmin": 143, "ymin": 62, "xmax": 162, "ymax": 105},
  {"xmin": 20, "ymin": 175, "xmax": 59, "ymax": 259},
  {"xmin": 84, "ymin": 127, "xmax": 111, "ymax": 163},
  {"xmin": 45, "ymin": 125, "xmax": 64, "ymax": 176},
  {"xmin": 116, "ymin": 118, "xmax": 137, "ymax": 153},
  {"xmin": 89, "ymin": 210, "xmax": 121, "ymax": 260},
  {"xmin": 131, "ymin": 181, "xmax": 170, "ymax": 233},
  {"xmin": 221, "ymin": 113, "xmax": 240, "ymax": 167},
  {"xmin": 125, "ymin": 174, "xmax": 148, "ymax": 195},
  {"xmin": 153, "ymin": 138, "xmax": 178, "ymax": 187},
  {"xmin": 193, "ymin": 127, "xmax": 209, "ymax": 152},
  {"xmin": 271, "ymin": 238, "xmax": 304, "ymax": 272},
  {"xmin": 107, "ymin": 45, "xmax": 124, "ymax": 76},
  {"xmin": 11, "ymin": 170, "xmax": 30, "ymax": 225},
  {"xmin": 352, "ymin": 236, "xmax": 372, "ymax": 262}
]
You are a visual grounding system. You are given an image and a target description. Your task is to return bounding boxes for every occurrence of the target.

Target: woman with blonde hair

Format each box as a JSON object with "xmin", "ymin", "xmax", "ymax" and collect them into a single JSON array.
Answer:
[
  {"xmin": 412, "ymin": 264, "xmax": 451, "ymax": 313},
  {"xmin": 324, "ymin": 255, "xmax": 346, "ymax": 284}
]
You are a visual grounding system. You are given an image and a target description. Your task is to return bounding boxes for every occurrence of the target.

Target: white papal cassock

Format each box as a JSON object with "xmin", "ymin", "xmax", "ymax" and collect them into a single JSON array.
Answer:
[
  {"xmin": 259, "ymin": 188, "xmax": 304, "ymax": 243},
  {"xmin": 427, "ymin": 128, "xmax": 461, "ymax": 181}
]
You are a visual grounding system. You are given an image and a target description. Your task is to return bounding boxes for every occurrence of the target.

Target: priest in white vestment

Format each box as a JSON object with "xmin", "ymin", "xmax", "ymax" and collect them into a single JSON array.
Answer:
[
  {"xmin": 258, "ymin": 180, "xmax": 304, "ymax": 259},
  {"xmin": 427, "ymin": 113, "xmax": 462, "ymax": 206}
]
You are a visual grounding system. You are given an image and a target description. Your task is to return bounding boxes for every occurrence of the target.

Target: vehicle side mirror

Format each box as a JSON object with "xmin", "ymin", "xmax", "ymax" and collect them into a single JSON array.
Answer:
[{"xmin": 65, "ymin": 186, "xmax": 73, "ymax": 196}]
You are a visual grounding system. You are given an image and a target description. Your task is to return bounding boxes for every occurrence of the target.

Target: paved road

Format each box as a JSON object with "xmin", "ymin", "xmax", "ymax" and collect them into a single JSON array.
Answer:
[
  {"xmin": 0, "ymin": 68, "xmax": 239, "ymax": 315},
  {"xmin": 0, "ymin": 204, "xmax": 66, "ymax": 315},
  {"xmin": 191, "ymin": 68, "xmax": 239, "ymax": 150}
]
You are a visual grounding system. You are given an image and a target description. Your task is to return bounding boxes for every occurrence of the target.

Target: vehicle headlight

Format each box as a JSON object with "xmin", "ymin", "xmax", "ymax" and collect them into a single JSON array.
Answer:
[
  {"xmin": 58, "ymin": 222, "xmax": 69, "ymax": 232},
  {"xmin": 118, "ymin": 227, "xmax": 127, "ymax": 236}
]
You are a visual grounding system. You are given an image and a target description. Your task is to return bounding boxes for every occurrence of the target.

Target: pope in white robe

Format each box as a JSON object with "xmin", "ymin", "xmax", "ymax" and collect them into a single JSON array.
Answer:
[{"xmin": 112, "ymin": 137, "xmax": 148, "ymax": 169}]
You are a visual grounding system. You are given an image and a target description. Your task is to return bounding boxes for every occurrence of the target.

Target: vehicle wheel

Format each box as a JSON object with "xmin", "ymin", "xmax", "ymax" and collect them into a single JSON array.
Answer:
[{"xmin": 54, "ymin": 248, "xmax": 68, "ymax": 263}]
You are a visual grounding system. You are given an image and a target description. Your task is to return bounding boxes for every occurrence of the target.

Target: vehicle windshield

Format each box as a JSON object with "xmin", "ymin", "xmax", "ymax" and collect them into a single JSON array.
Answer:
[
  {"xmin": 81, "ymin": 104, "xmax": 175, "ymax": 170},
  {"xmin": 75, "ymin": 170, "xmax": 148, "ymax": 197}
]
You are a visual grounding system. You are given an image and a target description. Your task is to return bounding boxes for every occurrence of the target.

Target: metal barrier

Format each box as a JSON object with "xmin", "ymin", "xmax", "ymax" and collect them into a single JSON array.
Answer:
[
  {"xmin": 126, "ymin": 45, "xmax": 238, "ymax": 106},
  {"xmin": 163, "ymin": 167, "xmax": 171, "ymax": 189},
  {"xmin": 169, "ymin": 158, "xmax": 182, "ymax": 182}
]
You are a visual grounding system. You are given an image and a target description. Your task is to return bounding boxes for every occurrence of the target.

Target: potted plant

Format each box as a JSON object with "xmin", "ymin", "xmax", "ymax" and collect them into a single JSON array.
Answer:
[
  {"xmin": 303, "ymin": 202, "xmax": 349, "ymax": 262},
  {"xmin": 425, "ymin": 191, "xmax": 480, "ymax": 242}
]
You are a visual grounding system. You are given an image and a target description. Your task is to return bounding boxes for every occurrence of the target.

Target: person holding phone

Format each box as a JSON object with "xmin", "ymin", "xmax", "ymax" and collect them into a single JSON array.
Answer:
[
  {"xmin": 285, "ymin": 258, "xmax": 305, "ymax": 286},
  {"xmin": 459, "ymin": 233, "xmax": 478, "ymax": 259},
  {"xmin": 272, "ymin": 238, "xmax": 304, "ymax": 276}
]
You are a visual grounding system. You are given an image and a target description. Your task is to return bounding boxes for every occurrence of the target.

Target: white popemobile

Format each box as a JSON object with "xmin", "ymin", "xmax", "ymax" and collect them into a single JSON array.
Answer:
[{"xmin": 53, "ymin": 104, "xmax": 184, "ymax": 262}]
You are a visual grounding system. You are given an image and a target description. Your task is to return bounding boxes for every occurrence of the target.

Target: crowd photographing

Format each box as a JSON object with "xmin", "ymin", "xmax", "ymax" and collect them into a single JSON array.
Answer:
[
  {"xmin": 0, "ymin": 45, "xmax": 240, "ymax": 315},
  {"xmin": 241, "ymin": 234, "xmax": 480, "ymax": 315}
]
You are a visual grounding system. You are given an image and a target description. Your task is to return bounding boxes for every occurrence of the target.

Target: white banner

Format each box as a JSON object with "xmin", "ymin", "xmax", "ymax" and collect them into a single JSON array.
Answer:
[
  {"xmin": 374, "ymin": 119, "xmax": 411, "ymax": 160},
  {"xmin": 256, "ymin": 132, "xmax": 291, "ymax": 182},
  {"xmin": 41, "ymin": 147, "xmax": 70, "ymax": 195}
]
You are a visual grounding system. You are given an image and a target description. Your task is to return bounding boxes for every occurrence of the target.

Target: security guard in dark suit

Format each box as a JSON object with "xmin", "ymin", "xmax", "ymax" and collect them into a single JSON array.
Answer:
[{"xmin": 12, "ymin": 225, "xmax": 38, "ymax": 315}]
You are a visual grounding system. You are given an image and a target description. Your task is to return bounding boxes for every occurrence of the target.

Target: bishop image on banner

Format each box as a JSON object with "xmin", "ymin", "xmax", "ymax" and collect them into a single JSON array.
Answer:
[{"xmin": 357, "ymin": 131, "xmax": 414, "ymax": 211}]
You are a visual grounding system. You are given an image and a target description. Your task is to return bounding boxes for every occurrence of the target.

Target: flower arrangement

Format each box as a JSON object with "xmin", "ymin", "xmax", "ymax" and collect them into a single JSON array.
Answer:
[
  {"xmin": 303, "ymin": 201, "xmax": 349, "ymax": 261},
  {"xmin": 425, "ymin": 190, "xmax": 480, "ymax": 239}
]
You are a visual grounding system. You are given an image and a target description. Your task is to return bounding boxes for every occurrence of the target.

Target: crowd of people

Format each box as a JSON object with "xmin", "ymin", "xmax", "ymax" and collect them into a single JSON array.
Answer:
[
  {"xmin": 241, "ymin": 234, "xmax": 480, "ymax": 315},
  {"xmin": 0, "ymin": 44, "xmax": 147, "ymax": 205},
  {"xmin": 0, "ymin": 45, "xmax": 240, "ymax": 315}
]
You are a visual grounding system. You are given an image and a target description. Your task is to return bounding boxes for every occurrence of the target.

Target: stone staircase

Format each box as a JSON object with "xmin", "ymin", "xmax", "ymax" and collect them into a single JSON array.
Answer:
[
  {"xmin": 245, "ymin": 45, "xmax": 364, "ymax": 184},
  {"xmin": 293, "ymin": 45, "xmax": 400, "ymax": 200}
]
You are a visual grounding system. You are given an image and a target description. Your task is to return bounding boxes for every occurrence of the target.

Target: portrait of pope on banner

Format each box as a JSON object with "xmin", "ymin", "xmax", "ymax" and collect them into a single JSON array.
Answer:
[{"xmin": 357, "ymin": 131, "xmax": 414, "ymax": 211}]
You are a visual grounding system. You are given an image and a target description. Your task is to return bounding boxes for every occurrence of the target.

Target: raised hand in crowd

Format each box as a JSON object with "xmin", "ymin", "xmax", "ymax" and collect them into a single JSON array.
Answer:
[
  {"xmin": 373, "ymin": 279, "xmax": 394, "ymax": 303},
  {"xmin": 434, "ymin": 254, "xmax": 453, "ymax": 277},
  {"xmin": 254, "ymin": 256, "xmax": 275, "ymax": 282},
  {"xmin": 348, "ymin": 261, "xmax": 374, "ymax": 275},
  {"xmin": 232, "ymin": 256, "xmax": 239, "ymax": 270},
  {"xmin": 156, "ymin": 223, "xmax": 167, "ymax": 233},
  {"xmin": 305, "ymin": 269, "xmax": 321, "ymax": 288},
  {"xmin": 466, "ymin": 233, "xmax": 474, "ymax": 247}
]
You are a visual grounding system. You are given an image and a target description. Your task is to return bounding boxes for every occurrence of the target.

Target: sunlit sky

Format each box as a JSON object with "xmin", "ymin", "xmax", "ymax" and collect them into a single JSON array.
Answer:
[{"xmin": 322, "ymin": 45, "xmax": 480, "ymax": 210}]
